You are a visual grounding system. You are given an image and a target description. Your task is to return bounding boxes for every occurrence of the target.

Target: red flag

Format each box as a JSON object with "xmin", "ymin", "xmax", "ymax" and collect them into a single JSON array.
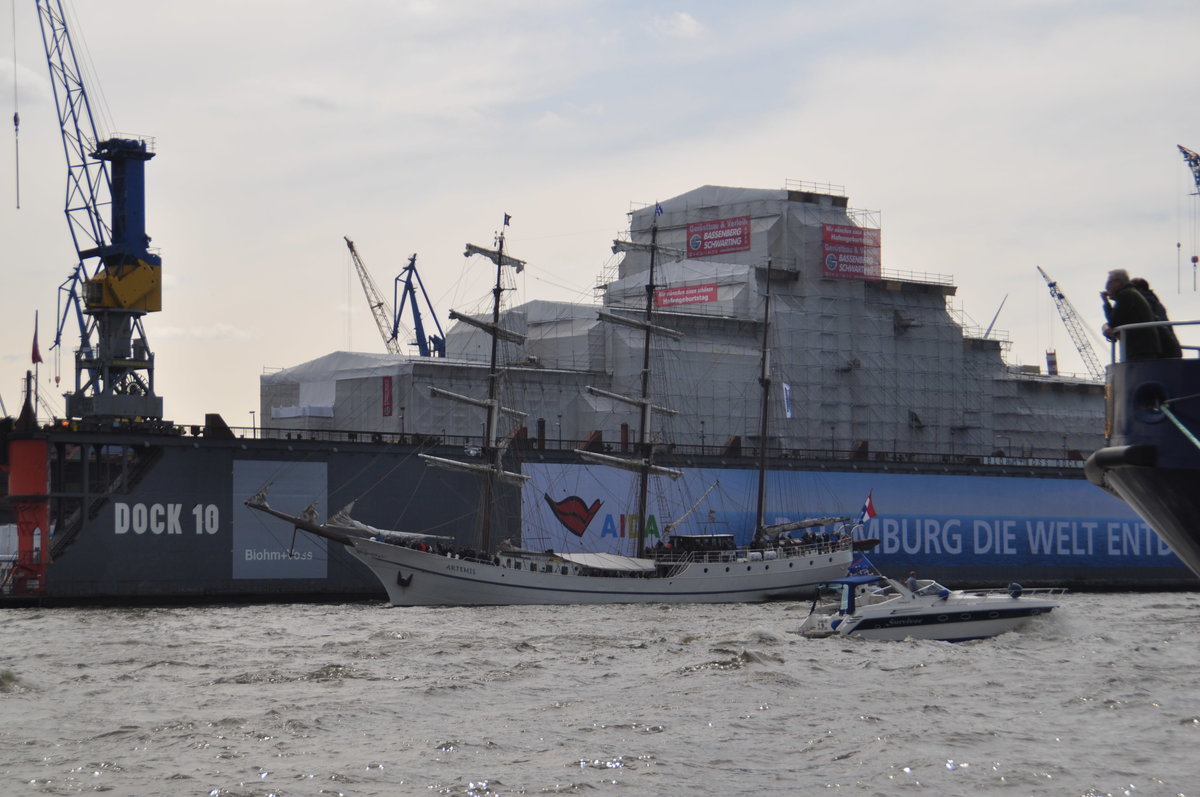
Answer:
[{"xmin": 32, "ymin": 312, "xmax": 43, "ymax": 365}]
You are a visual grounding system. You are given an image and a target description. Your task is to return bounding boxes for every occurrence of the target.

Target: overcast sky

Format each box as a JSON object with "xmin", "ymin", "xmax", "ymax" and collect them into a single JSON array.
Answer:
[{"xmin": 3, "ymin": 0, "xmax": 1200, "ymax": 426}]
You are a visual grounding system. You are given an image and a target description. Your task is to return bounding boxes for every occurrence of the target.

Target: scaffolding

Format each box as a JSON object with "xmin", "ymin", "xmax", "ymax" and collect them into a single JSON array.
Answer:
[{"xmin": 262, "ymin": 184, "xmax": 1106, "ymax": 462}]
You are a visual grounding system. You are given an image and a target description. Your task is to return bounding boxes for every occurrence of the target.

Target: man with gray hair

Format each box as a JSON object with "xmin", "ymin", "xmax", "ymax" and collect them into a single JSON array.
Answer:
[{"xmin": 1102, "ymin": 269, "xmax": 1161, "ymax": 360}]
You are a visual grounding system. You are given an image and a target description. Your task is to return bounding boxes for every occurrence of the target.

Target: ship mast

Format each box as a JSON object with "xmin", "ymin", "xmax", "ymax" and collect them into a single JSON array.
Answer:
[
  {"xmin": 751, "ymin": 261, "xmax": 854, "ymax": 540},
  {"xmin": 478, "ymin": 227, "xmax": 506, "ymax": 553},
  {"xmin": 583, "ymin": 209, "xmax": 683, "ymax": 557},
  {"xmin": 633, "ymin": 223, "xmax": 660, "ymax": 558},
  {"xmin": 420, "ymin": 218, "xmax": 528, "ymax": 554},
  {"xmin": 753, "ymin": 260, "xmax": 774, "ymax": 546}
]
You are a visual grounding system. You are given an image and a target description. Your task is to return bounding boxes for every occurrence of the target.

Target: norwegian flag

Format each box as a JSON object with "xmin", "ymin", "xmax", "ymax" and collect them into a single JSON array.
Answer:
[{"xmin": 858, "ymin": 491, "xmax": 877, "ymax": 526}]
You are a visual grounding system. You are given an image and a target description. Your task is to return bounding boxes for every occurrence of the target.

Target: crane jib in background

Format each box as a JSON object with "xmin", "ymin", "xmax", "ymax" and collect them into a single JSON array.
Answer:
[
  {"xmin": 344, "ymin": 237, "xmax": 445, "ymax": 358},
  {"xmin": 1178, "ymin": 145, "xmax": 1200, "ymax": 291},
  {"xmin": 1037, "ymin": 266, "xmax": 1105, "ymax": 382}
]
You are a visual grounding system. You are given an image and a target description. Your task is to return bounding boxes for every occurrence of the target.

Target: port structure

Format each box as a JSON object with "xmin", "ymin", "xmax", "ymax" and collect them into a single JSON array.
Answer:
[
  {"xmin": 1037, "ymin": 266, "xmax": 1105, "ymax": 381},
  {"xmin": 36, "ymin": 0, "xmax": 163, "ymax": 420},
  {"xmin": 344, "ymin": 237, "xmax": 445, "ymax": 357}
]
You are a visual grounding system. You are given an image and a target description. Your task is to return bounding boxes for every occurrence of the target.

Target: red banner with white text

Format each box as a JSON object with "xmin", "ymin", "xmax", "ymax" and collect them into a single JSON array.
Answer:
[
  {"xmin": 686, "ymin": 216, "xmax": 751, "ymax": 259},
  {"xmin": 821, "ymin": 223, "xmax": 881, "ymax": 281}
]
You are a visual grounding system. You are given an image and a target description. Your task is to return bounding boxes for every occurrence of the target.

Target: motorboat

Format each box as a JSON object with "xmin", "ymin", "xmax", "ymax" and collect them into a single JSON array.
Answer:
[{"xmin": 798, "ymin": 574, "xmax": 1064, "ymax": 642}]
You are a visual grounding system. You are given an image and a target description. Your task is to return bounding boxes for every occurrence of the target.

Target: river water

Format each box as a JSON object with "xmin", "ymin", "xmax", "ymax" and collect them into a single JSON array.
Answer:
[{"xmin": 1, "ymin": 593, "xmax": 1197, "ymax": 796}]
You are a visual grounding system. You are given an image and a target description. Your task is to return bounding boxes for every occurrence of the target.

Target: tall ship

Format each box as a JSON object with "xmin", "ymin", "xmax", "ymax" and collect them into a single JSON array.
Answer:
[
  {"xmin": 246, "ymin": 219, "xmax": 859, "ymax": 605},
  {"xmin": 5, "ymin": 181, "xmax": 1196, "ymax": 604}
]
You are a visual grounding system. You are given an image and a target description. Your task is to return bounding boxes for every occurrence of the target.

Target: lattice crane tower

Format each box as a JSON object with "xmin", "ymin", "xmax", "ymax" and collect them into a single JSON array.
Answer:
[
  {"xmin": 1037, "ymin": 266, "xmax": 1105, "ymax": 381},
  {"xmin": 344, "ymin": 237, "xmax": 403, "ymax": 355}
]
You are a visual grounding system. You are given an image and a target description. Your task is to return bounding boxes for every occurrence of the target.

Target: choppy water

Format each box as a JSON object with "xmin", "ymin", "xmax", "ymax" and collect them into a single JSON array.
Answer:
[{"xmin": 1, "ymin": 593, "xmax": 1198, "ymax": 796}]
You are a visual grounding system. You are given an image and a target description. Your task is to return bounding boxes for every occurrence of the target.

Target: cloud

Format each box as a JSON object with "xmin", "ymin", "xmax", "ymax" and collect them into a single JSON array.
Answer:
[
  {"xmin": 154, "ymin": 324, "xmax": 254, "ymax": 342},
  {"xmin": 652, "ymin": 12, "xmax": 705, "ymax": 40}
]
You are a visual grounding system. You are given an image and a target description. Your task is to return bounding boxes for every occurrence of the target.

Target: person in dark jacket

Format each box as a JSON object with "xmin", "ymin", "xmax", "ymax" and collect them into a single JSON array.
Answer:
[
  {"xmin": 1102, "ymin": 269, "xmax": 1161, "ymax": 360},
  {"xmin": 1130, "ymin": 277, "xmax": 1182, "ymax": 358}
]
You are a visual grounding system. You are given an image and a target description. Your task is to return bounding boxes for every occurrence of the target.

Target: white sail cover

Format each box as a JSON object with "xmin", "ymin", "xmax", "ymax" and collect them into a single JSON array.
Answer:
[{"xmin": 555, "ymin": 552, "xmax": 657, "ymax": 573}]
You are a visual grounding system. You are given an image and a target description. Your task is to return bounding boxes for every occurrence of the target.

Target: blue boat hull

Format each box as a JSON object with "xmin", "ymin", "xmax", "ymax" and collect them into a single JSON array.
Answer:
[{"xmin": 1086, "ymin": 356, "xmax": 1200, "ymax": 581}]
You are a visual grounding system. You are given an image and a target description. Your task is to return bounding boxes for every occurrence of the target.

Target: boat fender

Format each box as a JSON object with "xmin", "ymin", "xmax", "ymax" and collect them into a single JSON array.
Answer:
[
  {"xmin": 1088, "ymin": 444, "xmax": 1157, "ymax": 470},
  {"xmin": 1008, "ymin": 582, "xmax": 1022, "ymax": 599},
  {"xmin": 937, "ymin": 588, "xmax": 950, "ymax": 600}
]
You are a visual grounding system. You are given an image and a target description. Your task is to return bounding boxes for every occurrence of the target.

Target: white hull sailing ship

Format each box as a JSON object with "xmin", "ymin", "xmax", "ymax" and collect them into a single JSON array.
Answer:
[{"xmin": 248, "ymin": 214, "xmax": 857, "ymax": 606}]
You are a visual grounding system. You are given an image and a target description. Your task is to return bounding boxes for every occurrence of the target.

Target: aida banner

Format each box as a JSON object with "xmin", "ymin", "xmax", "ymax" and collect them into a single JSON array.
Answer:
[
  {"xmin": 655, "ymin": 283, "xmax": 718, "ymax": 307},
  {"xmin": 686, "ymin": 216, "xmax": 751, "ymax": 258},
  {"xmin": 519, "ymin": 462, "xmax": 1187, "ymax": 580},
  {"xmin": 821, "ymin": 223, "xmax": 882, "ymax": 280},
  {"xmin": 382, "ymin": 376, "xmax": 393, "ymax": 417}
]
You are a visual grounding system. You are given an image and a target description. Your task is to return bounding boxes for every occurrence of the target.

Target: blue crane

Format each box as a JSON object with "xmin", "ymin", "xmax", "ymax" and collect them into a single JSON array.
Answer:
[
  {"xmin": 35, "ymin": 0, "xmax": 162, "ymax": 419},
  {"xmin": 1179, "ymin": 145, "xmax": 1200, "ymax": 195},
  {"xmin": 394, "ymin": 254, "xmax": 446, "ymax": 358},
  {"xmin": 345, "ymin": 238, "xmax": 445, "ymax": 357}
]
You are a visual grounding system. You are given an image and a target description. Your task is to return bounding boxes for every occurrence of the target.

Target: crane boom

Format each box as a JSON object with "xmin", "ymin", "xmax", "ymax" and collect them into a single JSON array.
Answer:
[
  {"xmin": 1179, "ymin": 145, "xmax": 1200, "ymax": 194},
  {"xmin": 36, "ymin": 0, "xmax": 163, "ymax": 419},
  {"xmin": 344, "ymin": 236, "xmax": 403, "ymax": 355},
  {"xmin": 1037, "ymin": 266, "xmax": 1105, "ymax": 381}
]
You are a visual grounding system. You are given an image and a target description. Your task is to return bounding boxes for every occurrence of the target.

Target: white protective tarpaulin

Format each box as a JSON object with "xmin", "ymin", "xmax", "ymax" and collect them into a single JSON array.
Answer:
[{"xmin": 555, "ymin": 552, "xmax": 657, "ymax": 573}]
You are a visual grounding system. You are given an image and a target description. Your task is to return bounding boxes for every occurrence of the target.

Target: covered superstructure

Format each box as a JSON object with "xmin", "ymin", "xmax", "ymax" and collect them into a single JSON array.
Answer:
[{"xmin": 261, "ymin": 183, "xmax": 1103, "ymax": 462}]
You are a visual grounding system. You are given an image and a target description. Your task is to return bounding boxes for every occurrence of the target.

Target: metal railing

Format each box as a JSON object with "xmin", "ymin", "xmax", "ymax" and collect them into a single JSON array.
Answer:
[{"xmin": 1108, "ymin": 319, "xmax": 1200, "ymax": 363}]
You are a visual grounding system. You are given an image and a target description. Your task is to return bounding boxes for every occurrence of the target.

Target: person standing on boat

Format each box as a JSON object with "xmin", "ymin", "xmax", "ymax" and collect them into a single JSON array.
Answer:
[
  {"xmin": 1101, "ymin": 269, "xmax": 1161, "ymax": 360},
  {"xmin": 905, "ymin": 571, "xmax": 919, "ymax": 593},
  {"xmin": 1130, "ymin": 277, "xmax": 1182, "ymax": 358}
]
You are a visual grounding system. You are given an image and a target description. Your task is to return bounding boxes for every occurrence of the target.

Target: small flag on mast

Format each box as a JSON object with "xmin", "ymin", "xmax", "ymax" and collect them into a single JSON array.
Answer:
[
  {"xmin": 848, "ymin": 553, "xmax": 877, "ymax": 575},
  {"xmin": 503, "ymin": 213, "xmax": 511, "ymax": 227},
  {"xmin": 858, "ymin": 491, "xmax": 877, "ymax": 525},
  {"xmin": 654, "ymin": 202, "xmax": 663, "ymax": 217},
  {"xmin": 32, "ymin": 311, "xmax": 43, "ymax": 365}
]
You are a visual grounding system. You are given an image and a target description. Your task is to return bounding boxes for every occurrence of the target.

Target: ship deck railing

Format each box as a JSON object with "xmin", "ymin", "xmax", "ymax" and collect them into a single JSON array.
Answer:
[
  {"xmin": 1108, "ymin": 319, "xmax": 1200, "ymax": 363},
  {"xmin": 652, "ymin": 538, "xmax": 848, "ymax": 566},
  {"xmin": 955, "ymin": 585, "xmax": 1070, "ymax": 598}
]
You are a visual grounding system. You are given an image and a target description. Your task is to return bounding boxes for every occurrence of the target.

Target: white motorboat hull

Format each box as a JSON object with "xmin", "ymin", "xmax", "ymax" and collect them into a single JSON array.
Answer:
[
  {"xmin": 831, "ymin": 600, "xmax": 1057, "ymax": 642},
  {"xmin": 347, "ymin": 537, "xmax": 854, "ymax": 606},
  {"xmin": 800, "ymin": 578, "xmax": 1062, "ymax": 642}
]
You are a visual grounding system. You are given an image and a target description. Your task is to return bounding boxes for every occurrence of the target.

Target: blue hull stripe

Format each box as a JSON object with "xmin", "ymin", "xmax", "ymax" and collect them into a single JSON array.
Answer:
[{"xmin": 850, "ymin": 606, "xmax": 1051, "ymax": 631}]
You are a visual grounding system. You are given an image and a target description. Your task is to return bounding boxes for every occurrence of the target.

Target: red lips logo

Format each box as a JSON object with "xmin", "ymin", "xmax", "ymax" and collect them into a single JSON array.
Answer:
[{"xmin": 544, "ymin": 494, "xmax": 602, "ymax": 537}]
